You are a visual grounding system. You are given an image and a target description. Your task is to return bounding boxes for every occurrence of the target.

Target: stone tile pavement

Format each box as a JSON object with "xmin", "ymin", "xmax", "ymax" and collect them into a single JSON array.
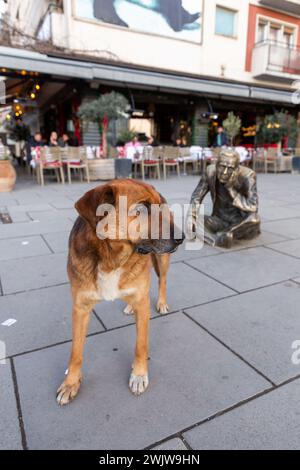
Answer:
[{"xmin": 1, "ymin": 173, "xmax": 300, "ymax": 450}]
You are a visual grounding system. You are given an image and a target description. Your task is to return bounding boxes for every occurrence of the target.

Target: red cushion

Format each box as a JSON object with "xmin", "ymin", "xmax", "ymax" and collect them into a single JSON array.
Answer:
[
  {"xmin": 165, "ymin": 159, "xmax": 178, "ymax": 164},
  {"xmin": 144, "ymin": 160, "xmax": 159, "ymax": 164},
  {"xmin": 43, "ymin": 161, "xmax": 62, "ymax": 168},
  {"xmin": 62, "ymin": 160, "xmax": 82, "ymax": 166}
]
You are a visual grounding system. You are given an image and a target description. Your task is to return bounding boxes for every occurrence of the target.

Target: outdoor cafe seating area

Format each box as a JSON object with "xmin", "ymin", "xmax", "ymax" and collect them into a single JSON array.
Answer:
[{"xmin": 3, "ymin": 143, "xmax": 300, "ymax": 186}]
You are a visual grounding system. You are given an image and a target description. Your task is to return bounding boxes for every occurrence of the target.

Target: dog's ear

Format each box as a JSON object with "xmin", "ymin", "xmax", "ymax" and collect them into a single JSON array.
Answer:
[
  {"xmin": 158, "ymin": 192, "xmax": 168, "ymax": 205},
  {"xmin": 75, "ymin": 185, "xmax": 115, "ymax": 228}
]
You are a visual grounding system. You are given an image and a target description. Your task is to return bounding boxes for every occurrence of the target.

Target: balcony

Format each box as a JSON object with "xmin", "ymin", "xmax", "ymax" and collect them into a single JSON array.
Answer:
[
  {"xmin": 259, "ymin": 0, "xmax": 300, "ymax": 15},
  {"xmin": 252, "ymin": 41, "xmax": 300, "ymax": 82}
]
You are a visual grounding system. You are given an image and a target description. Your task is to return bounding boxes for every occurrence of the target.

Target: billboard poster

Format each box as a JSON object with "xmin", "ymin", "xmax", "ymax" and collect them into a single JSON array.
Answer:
[{"xmin": 75, "ymin": 1, "xmax": 203, "ymax": 43}]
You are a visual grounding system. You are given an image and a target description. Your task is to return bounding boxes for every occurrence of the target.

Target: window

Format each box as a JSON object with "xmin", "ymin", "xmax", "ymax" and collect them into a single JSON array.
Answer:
[
  {"xmin": 283, "ymin": 27, "xmax": 294, "ymax": 47},
  {"xmin": 270, "ymin": 23, "xmax": 281, "ymax": 43},
  {"xmin": 257, "ymin": 21, "xmax": 267, "ymax": 43},
  {"xmin": 256, "ymin": 17, "xmax": 296, "ymax": 47},
  {"xmin": 215, "ymin": 6, "xmax": 237, "ymax": 38}
]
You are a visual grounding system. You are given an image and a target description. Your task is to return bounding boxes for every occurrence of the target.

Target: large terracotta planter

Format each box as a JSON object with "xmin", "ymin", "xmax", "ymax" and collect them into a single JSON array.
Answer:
[{"xmin": 0, "ymin": 160, "xmax": 17, "ymax": 192}]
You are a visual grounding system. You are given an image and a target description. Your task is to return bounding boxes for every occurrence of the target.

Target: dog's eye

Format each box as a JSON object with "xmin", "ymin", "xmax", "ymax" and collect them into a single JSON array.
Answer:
[{"xmin": 136, "ymin": 203, "xmax": 149, "ymax": 214}]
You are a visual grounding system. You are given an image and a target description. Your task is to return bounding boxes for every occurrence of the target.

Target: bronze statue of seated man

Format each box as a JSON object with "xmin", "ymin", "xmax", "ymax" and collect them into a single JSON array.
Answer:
[{"xmin": 189, "ymin": 149, "xmax": 261, "ymax": 248}]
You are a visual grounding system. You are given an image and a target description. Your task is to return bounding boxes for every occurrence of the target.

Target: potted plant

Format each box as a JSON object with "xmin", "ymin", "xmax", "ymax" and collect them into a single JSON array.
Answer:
[
  {"xmin": 223, "ymin": 112, "xmax": 242, "ymax": 146},
  {"xmin": 78, "ymin": 92, "xmax": 131, "ymax": 180},
  {"xmin": 78, "ymin": 92, "xmax": 129, "ymax": 158},
  {"xmin": 257, "ymin": 110, "xmax": 297, "ymax": 151},
  {"xmin": 0, "ymin": 146, "xmax": 16, "ymax": 192}
]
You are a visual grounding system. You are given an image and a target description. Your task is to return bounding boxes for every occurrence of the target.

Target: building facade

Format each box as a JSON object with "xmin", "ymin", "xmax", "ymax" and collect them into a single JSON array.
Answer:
[{"xmin": 1, "ymin": 0, "xmax": 299, "ymax": 146}]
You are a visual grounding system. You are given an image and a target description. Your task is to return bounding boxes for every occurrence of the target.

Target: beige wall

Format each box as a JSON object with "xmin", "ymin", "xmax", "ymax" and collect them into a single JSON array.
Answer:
[{"xmin": 8, "ymin": 0, "xmax": 297, "ymax": 89}]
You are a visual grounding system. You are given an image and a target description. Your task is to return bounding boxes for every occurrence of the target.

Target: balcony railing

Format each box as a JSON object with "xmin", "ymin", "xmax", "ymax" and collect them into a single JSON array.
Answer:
[{"xmin": 252, "ymin": 40, "xmax": 300, "ymax": 81}]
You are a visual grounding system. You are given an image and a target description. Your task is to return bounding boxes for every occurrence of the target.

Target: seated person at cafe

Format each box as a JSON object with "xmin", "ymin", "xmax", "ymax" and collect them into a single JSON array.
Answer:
[
  {"xmin": 188, "ymin": 149, "xmax": 261, "ymax": 248},
  {"xmin": 147, "ymin": 135, "xmax": 159, "ymax": 147},
  {"xmin": 49, "ymin": 131, "xmax": 59, "ymax": 147},
  {"xmin": 58, "ymin": 133, "xmax": 70, "ymax": 148}
]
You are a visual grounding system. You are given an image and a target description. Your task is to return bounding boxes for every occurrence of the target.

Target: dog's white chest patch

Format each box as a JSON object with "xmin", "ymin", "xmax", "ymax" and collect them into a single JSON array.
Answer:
[{"xmin": 98, "ymin": 268, "xmax": 135, "ymax": 301}]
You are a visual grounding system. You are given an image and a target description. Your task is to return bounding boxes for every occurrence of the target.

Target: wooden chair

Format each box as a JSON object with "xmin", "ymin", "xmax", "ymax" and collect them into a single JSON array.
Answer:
[
  {"xmin": 138, "ymin": 146, "xmax": 161, "ymax": 180},
  {"xmin": 63, "ymin": 147, "xmax": 90, "ymax": 184},
  {"xmin": 162, "ymin": 146, "xmax": 180, "ymax": 180},
  {"xmin": 38, "ymin": 147, "xmax": 65, "ymax": 186},
  {"xmin": 265, "ymin": 148, "xmax": 279, "ymax": 173}
]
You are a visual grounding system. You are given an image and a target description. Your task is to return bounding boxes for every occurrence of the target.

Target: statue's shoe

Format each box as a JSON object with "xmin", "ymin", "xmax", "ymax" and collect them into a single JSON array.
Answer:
[{"xmin": 215, "ymin": 232, "xmax": 233, "ymax": 249}]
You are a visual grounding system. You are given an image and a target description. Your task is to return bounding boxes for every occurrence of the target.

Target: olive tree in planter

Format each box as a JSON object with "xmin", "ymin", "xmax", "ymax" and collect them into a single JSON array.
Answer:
[
  {"xmin": 223, "ymin": 112, "xmax": 242, "ymax": 146},
  {"xmin": 78, "ymin": 92, "xmax": 129, "ymax": 158},
  {"xmin": 257, "ymin": 111, "xmax": 298, "ymax": 151}
]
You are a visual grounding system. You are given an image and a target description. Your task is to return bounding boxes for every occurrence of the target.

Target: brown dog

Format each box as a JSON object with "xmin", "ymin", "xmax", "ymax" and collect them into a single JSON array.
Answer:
[{"xmin": 57, "ymin": 179, "xmax": 184, "ymax": 405}]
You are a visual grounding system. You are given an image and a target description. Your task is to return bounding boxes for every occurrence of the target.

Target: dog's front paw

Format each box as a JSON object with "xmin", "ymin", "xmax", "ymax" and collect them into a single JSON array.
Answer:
[
  {"xmin": 156, "ymin": 301, "xmax": 169, "ymax": 315},
  {"xmin": 129, "ymin": 373, "xmax": 149, "ymax": 396},
  {"xmin": 56, "ymin": 379, "xmax": 81, "ymax": 406},
  {"xmin": 123, "ymin": 304, "xmax": 135, "ymax": 316}
]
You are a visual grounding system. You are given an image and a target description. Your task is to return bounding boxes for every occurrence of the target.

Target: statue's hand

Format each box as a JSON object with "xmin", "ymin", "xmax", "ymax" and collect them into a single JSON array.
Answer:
[{"xmin": 226, "ymin": 184, "xmax": 238, "ymax": 200}]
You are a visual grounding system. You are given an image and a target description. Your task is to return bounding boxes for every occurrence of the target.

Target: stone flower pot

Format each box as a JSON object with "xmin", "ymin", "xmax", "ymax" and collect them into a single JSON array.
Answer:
[{"xmin": 0, "ymin": 160, "xmax": 17, "ymax": 192}]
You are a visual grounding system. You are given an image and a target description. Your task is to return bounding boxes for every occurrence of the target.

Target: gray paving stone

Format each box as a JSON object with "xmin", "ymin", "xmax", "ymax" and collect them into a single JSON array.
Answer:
[
  {"xmin": 14, "ymin": 314, "xmax": 269, "ymax": 450},
  {"xmin": 94, "ymin": 300, "xmax": 136, "ymax": 330},
  {"xmin": 171, "ymin": 241, "xmax": 219, "ymax": 263},
  {"xmin": 259, "ymin": 205, "xmax": 300, "ymax": 221},
  {"xmin": 267, "ymin": 239, "xmax": 300, "ymax": 259},
  {"xmin": 150, "ymin": 262, "xmax": 235, "ymax": 312},
  {"xmin": 50, "ymin": 198, "xmax": 75, "ymax": 209},
  {"xmin": 186, "ymin": 282, "xmax": 300, "ymax": 384},
  {"xmin": 263, "ymin": 218, "xmax": 300, "ymax": 240},
  {"xmin": 0, "ymin": 235, "xmax": 51, "ymax": 261},
  {"xmin": 0, "ymin": 284, "xmax": 103, "ymax": 358},
  {"xmin": 187, "ymin": 246, "xmax": 300, "ymax": 293},
  {"xmin": 0, "ymin": 364, "xmax": 22, "ymax": 449},
  {"xmin": 0, "ymin": 253, "xmax": 68, "ymax": 294},
  {"xmin": 94, "ymin": 262, "xmax": 234, "ymax": 330},
  {"xmin": 9, "ymin": 211, "xmax": 31, "ymax": 223},
  {"xmin": 0, "ymin": 194, "xmax": 18, "ymax": 207},
  {"xmin": 183, "ymin": 378, "xmax": 300, "ymax": 450},
  {"xmin": 29, "ymin": 209, "xmax": 77, "ymax": 222},
  {"xmin": 7, "ymin": 204, "xmax": 53, "ymax": 213},
  {"xmin": 43, "ymin": 231, "xmax": 70, "ymax": 253},
  {"xmin": 152, "ymin": 438, "xmax": 188, "ymax": 451},
  {"xmin": 215, "ymin": 230, "xmax": 289, "ymax": 253},
  {"xmin": 0, "ymin": 218, "xmax": 73, "ymax": 240}
]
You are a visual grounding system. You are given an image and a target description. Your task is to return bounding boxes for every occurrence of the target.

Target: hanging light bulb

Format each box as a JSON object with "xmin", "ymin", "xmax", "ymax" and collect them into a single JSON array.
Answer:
[
  {"xmin": 30, "ymin": 92, "xmax": 36, "ymax": 100},
  {"xmin": 35, "ymin": 84, "xmax": 41, "ymax": 91}
]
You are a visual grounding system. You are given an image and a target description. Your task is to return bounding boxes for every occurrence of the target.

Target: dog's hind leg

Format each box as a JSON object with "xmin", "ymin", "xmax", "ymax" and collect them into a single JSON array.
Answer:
[
  {"xmin": 56, "ymin": 295, "xmax": 95, "ymax": 406},
  {"xmin": 152, "ymin": 253, "xmax": 170, "ymax": 314}
]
